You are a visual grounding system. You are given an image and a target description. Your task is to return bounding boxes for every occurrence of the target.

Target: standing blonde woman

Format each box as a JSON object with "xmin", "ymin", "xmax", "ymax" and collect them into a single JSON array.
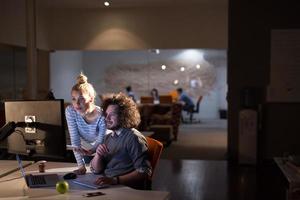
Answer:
[{"xmin": 65, "ymin": 73, "xmax": 106, "ymax": 175}]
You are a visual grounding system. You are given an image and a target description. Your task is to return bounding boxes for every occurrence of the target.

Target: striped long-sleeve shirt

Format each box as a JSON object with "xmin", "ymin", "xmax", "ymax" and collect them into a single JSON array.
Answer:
[{"xmin": 65, "ymin": 105, "xmax": 106, "ymax": 167}]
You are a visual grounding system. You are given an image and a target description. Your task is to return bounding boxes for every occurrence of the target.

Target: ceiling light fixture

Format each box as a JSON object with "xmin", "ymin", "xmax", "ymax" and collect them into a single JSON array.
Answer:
[
  {"xmin": 161, "ymin": 65, "xmax": 166, "ymax": 70},
  {"xmin": 196, "ymin": 64, "xmax": 201, "ymax": 69},
  {"xmin": 104, "ymin": 1, "xmax": 110, "ymax": 6},
  {"xmin": 180, "ymin": 67, "xmax": 185, "ymax": 72}
]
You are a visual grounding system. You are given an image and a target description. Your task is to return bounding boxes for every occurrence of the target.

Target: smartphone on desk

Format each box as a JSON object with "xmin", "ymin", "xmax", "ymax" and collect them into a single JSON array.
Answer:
[{"xmin": 83, "ymin": 191, "xmax": 105, "ymax": 197}]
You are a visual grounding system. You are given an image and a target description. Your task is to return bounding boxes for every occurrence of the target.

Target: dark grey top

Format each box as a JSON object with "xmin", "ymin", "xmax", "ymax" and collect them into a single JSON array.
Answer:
[{"xmin": 102, "ymin": 128, "xmax": 152, "ymax": 177}]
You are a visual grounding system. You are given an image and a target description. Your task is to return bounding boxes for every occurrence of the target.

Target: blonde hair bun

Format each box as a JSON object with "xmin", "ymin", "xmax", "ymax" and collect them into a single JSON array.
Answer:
[{"xmin": 76, "ymin": 73, "xmax": 88, "ymax": 85}]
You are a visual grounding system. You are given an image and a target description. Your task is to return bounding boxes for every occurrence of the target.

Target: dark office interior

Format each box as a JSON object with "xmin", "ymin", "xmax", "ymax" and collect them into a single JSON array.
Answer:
[{"xmin": 1, "ymin": 0, "xmax": 300, "ymax": 199}]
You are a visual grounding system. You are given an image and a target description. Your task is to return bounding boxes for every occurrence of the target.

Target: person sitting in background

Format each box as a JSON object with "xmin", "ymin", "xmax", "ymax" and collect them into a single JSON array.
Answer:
[
  {"xmin": 125, "ymin": 85, "xmax": 136, "ymax": 102},
  {"xmin": 169, "ymin": 89, "xmax": 179, "ymax": 102},
  {"xmin": 150, "ymin": 88, "xmax": 159, "ymax": 103},
  {"xmin": 176, "ymin": 88, "xmax": 195, "ymax": 112},
  {"xmin": 90, "ymin": 93, "xmax": 152, "ymax": 189},
  {"xmin": 65, "ymin": 73, "xmax": 106, "ymax": 175}
]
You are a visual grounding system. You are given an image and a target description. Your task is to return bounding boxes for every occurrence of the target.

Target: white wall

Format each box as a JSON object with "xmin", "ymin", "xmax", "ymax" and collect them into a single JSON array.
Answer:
[
  {"xmin": 50, "ymin": 49, "xmax": 227, "ymax": 119},
  {"xmin": 216, "ymin": 61, "xmax": 228, "ymax": 110},
  {"xmin": 50, "ymin": 51, "xmax": 83, "ymax": 101},
  {"xmin": 194, "ymin": 59, "xmax": 227, "ymax": 119},
  {"xmin": 198, "ymin": 90, "xmax": 219, "ymax": 119},
  {"xmin": 82, "ymin": 50, "xmax": 148, "ymax": 95},
  {"xmin": 42, "ymin": 5, "xmax": 227, "ymax": 50}
]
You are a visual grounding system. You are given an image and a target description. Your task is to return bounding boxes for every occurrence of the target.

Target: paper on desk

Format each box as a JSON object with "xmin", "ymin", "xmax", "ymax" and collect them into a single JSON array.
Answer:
[
  {"xmin": 67, "ymin": 140, "xmax": 94, "ymax": 151},
  {"xmin": 80, "ymin": 139, "xmax": 94, "ymax": 151}
]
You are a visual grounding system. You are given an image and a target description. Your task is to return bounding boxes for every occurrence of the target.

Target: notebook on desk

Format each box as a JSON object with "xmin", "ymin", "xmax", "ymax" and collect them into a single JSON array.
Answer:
[
  {"xmin": 72, "ymin": 173, "xmax": 109, "ymax": 189},
  {"xmin": 16, "ymin": 155, "xmax": 59, "ymax": 188}
]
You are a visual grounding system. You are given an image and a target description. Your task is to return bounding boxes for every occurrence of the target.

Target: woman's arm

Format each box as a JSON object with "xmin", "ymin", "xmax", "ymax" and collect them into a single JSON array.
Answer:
[
  {"xmin": 65, "ymin": 106, "xmax": 85, "ymax": 167},
  {"xmin": 92, "ymin": 116, "xmax": 106, "ymax": 151}
]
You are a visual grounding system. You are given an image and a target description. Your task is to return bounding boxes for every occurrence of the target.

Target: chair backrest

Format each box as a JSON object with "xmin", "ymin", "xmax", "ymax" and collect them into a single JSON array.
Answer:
[
  {"xmin": 159, "ymin": 95, "xmax": 173, "ymax": 104},
  {"xmin": 140, "ymin": 96, "xmax": 154, "ymax": 104},
  {"xmin": 145, "ymin": 137, "xmax": 163, "ymax": 179},
  {"xmin": 194, "ymin": 96, "xmax": 203, "ymax": 113}
]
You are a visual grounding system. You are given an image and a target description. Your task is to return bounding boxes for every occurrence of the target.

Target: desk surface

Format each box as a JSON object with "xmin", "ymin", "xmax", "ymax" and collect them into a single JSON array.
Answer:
[
  {"xmin": 274, "ymin": 157, "xmax": 300, "ymax": 200},
  {"xmin": 0, "ymin": 160, "xmax": 169, "ymax": 200},
  {"xmin": 274, "ymin": 157, "xmax": 300, "ymax": 188},
  {"xmin": 0, "ymin": 160, "xmax": 33, "ymax": 179}
]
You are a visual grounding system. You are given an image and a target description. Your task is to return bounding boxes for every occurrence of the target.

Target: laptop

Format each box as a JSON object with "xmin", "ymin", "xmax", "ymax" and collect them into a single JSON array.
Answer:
[{"xmin": 16, "ymin": 155, "xmax": 59, "ymax": 188}]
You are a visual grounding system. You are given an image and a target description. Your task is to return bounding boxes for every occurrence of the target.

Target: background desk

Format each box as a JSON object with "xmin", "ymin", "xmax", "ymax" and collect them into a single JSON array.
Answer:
[
  {"xmin": 138, "ymin": 103, "xmax": 182, "ymax": 142},
  {"xmin": 0, "ymin": 160, "xmax": 170, "ymax": 200},
  {"xmin": 274, "ymin": 157, "xmax": 300, "ymax": 200}
]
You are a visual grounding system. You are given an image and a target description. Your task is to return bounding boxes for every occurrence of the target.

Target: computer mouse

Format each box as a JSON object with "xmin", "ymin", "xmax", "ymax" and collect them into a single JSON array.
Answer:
[{"xmin": 63, "ymin": 172, "xmax": 77, "ymax": 180}]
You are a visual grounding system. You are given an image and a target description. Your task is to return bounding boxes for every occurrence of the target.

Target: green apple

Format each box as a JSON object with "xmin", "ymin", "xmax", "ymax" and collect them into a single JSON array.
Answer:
[{"xmin": 56, "ymin": 180, "xmax": 69, "ymax": 194}]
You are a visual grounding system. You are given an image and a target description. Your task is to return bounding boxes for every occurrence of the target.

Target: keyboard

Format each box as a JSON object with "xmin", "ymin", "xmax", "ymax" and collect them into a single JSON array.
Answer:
[
  {"xmin": 30, "ymin": 175, "xmax": 47, "ymax": 185},
  {"xmin": 25, "ymin": 173, "xmax": 59, "ymax": 188}
]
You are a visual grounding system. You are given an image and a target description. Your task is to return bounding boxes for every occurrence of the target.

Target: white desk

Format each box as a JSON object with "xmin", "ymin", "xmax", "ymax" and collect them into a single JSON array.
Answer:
[
  {"xmin": 0, "ymin": 160, "xmax": 33, "ymax": 178},
  {"xmin": 0, "ymin": 160, "xmax": 170, "ymax": 200},
  {"xmin": 274, "ymin": 157, "xmax": 300, "ymax": 200}
]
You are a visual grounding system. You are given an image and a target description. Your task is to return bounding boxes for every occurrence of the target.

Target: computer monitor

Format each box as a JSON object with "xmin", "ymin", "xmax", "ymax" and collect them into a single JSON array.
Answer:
[{"xmin": 2, "ymin": 100, "xmax": 66, "ymax": 160}]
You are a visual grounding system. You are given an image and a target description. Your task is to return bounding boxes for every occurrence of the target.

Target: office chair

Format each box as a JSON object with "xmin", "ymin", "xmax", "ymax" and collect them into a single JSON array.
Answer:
[
  {"xmin": 140, "ymin": 96, "xmax": 154, "ymax": 104},
  {"xmin": 145, "ymin": 137, "xmax": 163, "ymax": 189},
  {"xmin": 186, "ymin": 96, "xmax": 203, "ymax": 123},
  {"xmin": 159, "ymin": 95, "xmax": 173, "ymax": 104}
]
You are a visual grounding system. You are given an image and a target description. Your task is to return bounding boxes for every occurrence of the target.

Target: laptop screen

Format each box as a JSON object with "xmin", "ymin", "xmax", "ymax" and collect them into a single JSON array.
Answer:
[
  {"xmin": 15, "ymin": 155, "xmax": 59, "ymax": 188},
  {"xmin": 16, "ymin": 154, "xmax": 26, "ymax": 178}
]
